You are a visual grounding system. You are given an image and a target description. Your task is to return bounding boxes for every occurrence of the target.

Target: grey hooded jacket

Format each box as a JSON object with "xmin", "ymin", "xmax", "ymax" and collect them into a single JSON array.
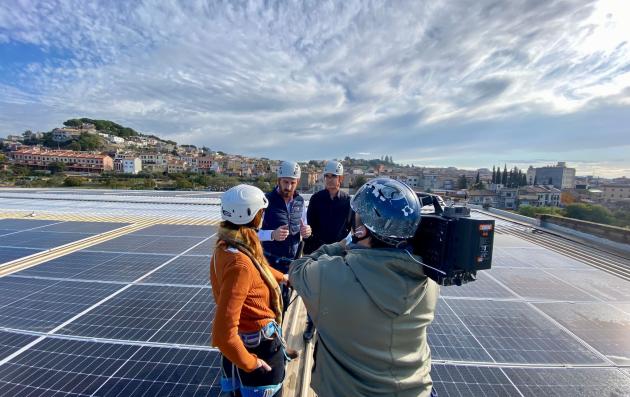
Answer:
[{"xmin": 289, "ymin": 242, "xmax": 440, "ymax": 397}]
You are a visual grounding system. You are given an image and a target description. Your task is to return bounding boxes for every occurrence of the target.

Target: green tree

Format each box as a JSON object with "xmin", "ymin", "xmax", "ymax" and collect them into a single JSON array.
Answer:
[
  {"xmin": 457, "ymin": 174, "xmax": 468, "ymax": 189},
  {"xmin": 353, "ymin": 175, "xmax": 367, "ymax": 188},
  {"xmin": 48, "ymin": 161, "xmax": 66, "ymax": 174},
  {"xmin": 63, "ymin": 176, "xmax": 84, "ymax": 187},
  {"xmin": 564, "ymin": 203, "xmax": 613, "ymax": 225},
  {"xmin": 501, "ymin": 165, "xmax": 508, "ymax": 185},
  {"xmin": 491, "ymin": 166, "xmax": 496, "ymax": 184}
]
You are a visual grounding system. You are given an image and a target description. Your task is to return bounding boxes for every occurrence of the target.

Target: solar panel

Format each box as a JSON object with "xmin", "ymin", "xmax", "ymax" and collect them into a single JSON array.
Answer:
[
  {"xmin": 149, "ymin": 289, "xmax": 215, "ymax": 346},
  {"xmin": 86, "ymin": 236, "xmax": 206, "ymax": 255},
  {"xmin": 37, "ymin": 221, "xmax": 129, "ymax": 234},
  {"xmin": 0, "ymin": 331, "xmax": 38, "ymax": 358},
  {"xmin": 140, "ymin": 256, "xmax": 211, "ymax": 286},
  {"xmin": 489, "ymin": 268, "xmax": 596, "ymax": 302},
  {"xmin": 0, "ymin": 277, "xmax": 61, "ymax": 306},
  {"xmin": 130, "ymin": 224, "xmax": 216, "ymax": 237},
  {"xmin": 56, "ymin": 285, "xmax": 206, "ymax": 342},
  {"xmin": 0, "ymin": 230, "xmax": 94, "ymax": 250},
  {"xmin": 0, "ymin": 247, "xmax": 42, "ymax": 264},
  {"xmin": 502, "ymin": 367, "xmax": 630, "ymax": 397},
  {"xmin": 0, "ymin": 280, "xmax": 120, "ymax": 332},
  {"xmin": 431, "ymin": 364, "xmax": 521, "ymax": 396},
  {"xmin": 542, "ymin": 268, "xmax": 630, "ymax": 302},
  {"xmin": 185, "ymin": 238, "xmax": 217, "ymax": 256},
  {"xmin": 439, "ymin": 272, "xmax": 517, "ymax": 299},
  {"xmin": 444, "ymin": 299, "xmax": 607, "ymax": 364},
  {"xmin": 497, "ymin": 247, "xmax": 591, "ymax": 269},
  {"xmin": 533, "ymin": 302, "xmax": 630, "ymax": 365},
  {"xmin": 0, "ymin": 219, "xmax": 59, "ymax": 230},
  {"xmin": 16, "ymin": 252, "xmax": 176, "ymax": 283},
  {"xmin": 428, "ymin": 301, "xmax": 494, "ymax": 362}
]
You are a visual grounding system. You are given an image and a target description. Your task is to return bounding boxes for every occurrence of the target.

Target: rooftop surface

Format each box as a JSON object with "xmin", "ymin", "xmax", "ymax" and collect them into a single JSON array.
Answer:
[{"xmin": 0, "ymin": 188, "xmax": 629, "ymax": 397}]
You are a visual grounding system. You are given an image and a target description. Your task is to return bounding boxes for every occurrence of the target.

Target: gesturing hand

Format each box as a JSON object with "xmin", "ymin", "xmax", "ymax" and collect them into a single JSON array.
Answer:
[
  {"xmin": 272, "ymin": 225, "xmax": 289, "ymax": 241},
  {"xmin": 300, "ymin": 220, "xmax": 312, "ymax": 238}
]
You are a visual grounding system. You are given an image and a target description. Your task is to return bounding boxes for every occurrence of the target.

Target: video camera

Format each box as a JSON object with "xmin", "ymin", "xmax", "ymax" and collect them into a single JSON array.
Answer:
[{"xmin": 410, "ymin": 193, "xmax": 494, "ymax": 286}]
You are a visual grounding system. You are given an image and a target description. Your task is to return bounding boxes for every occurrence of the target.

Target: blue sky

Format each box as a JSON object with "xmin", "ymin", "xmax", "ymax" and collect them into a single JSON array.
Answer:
[{"xmin": 1, "ymin": 0, "xmax": 629, "ymax": 177}]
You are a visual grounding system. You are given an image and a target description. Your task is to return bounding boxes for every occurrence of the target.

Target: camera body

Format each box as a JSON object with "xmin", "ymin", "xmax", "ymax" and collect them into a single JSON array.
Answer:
[{"xmin": 410, "ymin": 193, "xmax": 494, "ymax": 286}]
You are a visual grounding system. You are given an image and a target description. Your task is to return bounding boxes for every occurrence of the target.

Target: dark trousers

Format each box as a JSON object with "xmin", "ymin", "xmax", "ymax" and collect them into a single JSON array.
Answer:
[
  {"xmin": 221, "ymin": 336, "xmax": 285, "ymax": 396},
  {"xmin": 281, "ymin": 284, "xmax": 291, "ymax": 317}
]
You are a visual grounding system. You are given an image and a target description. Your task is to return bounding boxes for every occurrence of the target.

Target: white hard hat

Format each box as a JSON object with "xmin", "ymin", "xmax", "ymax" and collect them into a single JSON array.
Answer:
[
  {"xmin": 324, "ymin": 160, "xmax": 343, "ymax": 176},
  {"xmin": 221, "ymin": 184, "xmax": 269, "ymax": 225},
  {"xmin": 277, "ymin": 161, "xmax": 301, "ymax": 179}
]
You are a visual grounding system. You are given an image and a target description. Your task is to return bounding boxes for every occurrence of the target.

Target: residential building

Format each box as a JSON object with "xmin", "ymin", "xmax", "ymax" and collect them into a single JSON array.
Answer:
[
  {"xmin": 498, "ymin": 188, "xmax": 518, "ymax": 209},
  {"xmin": 114, "ymin": 156, "xmax": 142, "ymax": 174},
  {"xmin": 52, "ymin": 128, "xmax": 81, "ymax": 142},
  {"xmin": 517, "ymin": 185, "xmax": 561, "ymax": 207},
  {"xmin": 601, "ymin": 184, "xmax": 630, "ymax": 202},
  {"xmin": 167, "ymin": 160, "xmax": 189, "ymax": 174},
  {"xmin": 526, "ymin": 166, "xmax": 536, "ymax": 185},
  {"xmin": 12, "ymin": 148, "xmax": 113, "ymax": 173},
  {"xmin": 468, "ymin": 190, "xmax": 499, "ymax": 206}
]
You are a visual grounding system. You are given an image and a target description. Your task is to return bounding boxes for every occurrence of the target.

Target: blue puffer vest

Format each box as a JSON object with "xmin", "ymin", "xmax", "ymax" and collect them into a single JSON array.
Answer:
[{"xmin": 262, "ymin": 189, "xmax": 304, "ymax": 273}]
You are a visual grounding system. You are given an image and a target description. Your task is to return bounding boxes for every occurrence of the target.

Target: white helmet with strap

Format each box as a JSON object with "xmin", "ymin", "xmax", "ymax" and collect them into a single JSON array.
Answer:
[
  {"xmin": 324, "ymin": 160, "xmax": 343, "ymax": 176},
  {"xmin": 221, "ymin": 184, "xmax": 269, "ymax": 225},
  {"xmin": 277, "ymin": 160, "xmax": 301, "ymax": 179}
]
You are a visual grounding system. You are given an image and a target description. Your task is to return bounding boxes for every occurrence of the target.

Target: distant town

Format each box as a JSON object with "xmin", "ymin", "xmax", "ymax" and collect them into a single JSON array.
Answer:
[{"xmin": 1, "ymin": 118, "xmax": 629, "ymax": 227}]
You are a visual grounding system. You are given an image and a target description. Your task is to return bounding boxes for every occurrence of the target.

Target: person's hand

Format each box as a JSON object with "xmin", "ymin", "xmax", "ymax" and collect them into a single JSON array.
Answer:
[
  {"xmin": 300, "ymin": 220, "xmax": 312, "ymax": 238},
  {"xmin": 256, "ymin": 358, "xmax": 272, "ymax": 372},
  {"xmin": 272, "ymin": 225, "xmax": 289, "ymax": 241},
  {"xmin": 282, "ymin": 274, "xmax": 290, "ymax": 286},
  {"xmin": 353, "ymin": 225, "xmax": 367, "ymax": 239}
]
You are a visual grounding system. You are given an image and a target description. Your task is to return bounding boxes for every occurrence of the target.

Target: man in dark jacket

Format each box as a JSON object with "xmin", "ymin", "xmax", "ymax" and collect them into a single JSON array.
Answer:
[{"xmin": 302, "ymin": 160, "xmax": 351, "ymax": 340}]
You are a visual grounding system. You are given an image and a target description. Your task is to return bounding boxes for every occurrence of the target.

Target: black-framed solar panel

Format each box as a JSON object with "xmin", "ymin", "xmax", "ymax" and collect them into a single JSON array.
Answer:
[
  {"xmin": 15, "ymin": 252, "xmax": 175, "ymax": 283},
  {"xmin": 130, "ymin": 224, "xmax": 217, "ymax": 238},
  {"xmin": 0, "ymin": 277, "xmax": 61, "ymax": 307},
  {"xmin": 533, "ymin": 302, "xmax": 630, "ymax": 365},
  {"xmin": 85, "ymin": 235, "xmax": 163, "ymax": 252},
  {"xmin": 444, "ymin": 299, "xmax": 607, "ymax": 364},
  {"xmin": 440, "ymin": 272, "xmax": 517, "ymax": 299},
  {"xmin": 185, "ymin": 238, "xmax": 217, "ymax": 256},
  {"xmin": 0, "ymin": 247, "xmax": 42, "ymax": 264},
  {"xmin": 0, "ymin": 331, "xmax": 38, "ymax": 358},
  {"xmin": 37, "ymin": 221, "xmax": 129, "ymax": 234},
  {"xmin": 14, "ymin": 251, "xmax": 126, "ymax": 279},
  {"xmin": 55, "ymin": 285, "xmax": 206, "ymax": 342},
  {"xmin": 0, "ymin": 219, "xmax": 60, "ymax": 230},
  {"xmin": 428, "ymin": 301, "xmax": 494, "ymax": 362},
  {"xmin": 85, "ymin": 235, "xmax": 206, "ymax": 255},
  {"xmin": 97, "ymin": 345, "xmax": 221, "ymax": 397},
  {"xmin": 502, "ymin": 367, "xmax": 630, "ymax": 397},
  {"xmin": 130, "ymin": 236, "xmax": 207, "ymax": 254},
  {"xmin": 149, "ymin": 289, "xmax": 214, "ymax": 346},
  {"xmin": 0, "ymin": 338, "xmax": 139, "ymax": 396},
  {"xmin": 489, "ymin": 268, "xmax": 596, "ymax": 302},
  {"xmin": 542, "ymin": 268, "xmax": 630, "ymax": 302},
  {"xmin": 0, "ymin": 280, "xmax": 120, "ymax": 332},
  {"xmin": 0, "ymin": 231, "xmax": 93, "ymax": 250},
  {"xmin": 498, "ymin": 247, "xmax": 592, "ymax": 269},
  {"xmin": 140, "ymin": 255, "xmax": 210, "ymax": 286},
  {"xmin": 431, "ymin": 364, "xmax": 521, "ymax": 396}
]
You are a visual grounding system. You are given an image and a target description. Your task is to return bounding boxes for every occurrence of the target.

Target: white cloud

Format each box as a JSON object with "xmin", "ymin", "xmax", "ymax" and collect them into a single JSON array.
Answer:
[{"xmin": 0, "ymin": 0, "xmax": 629, "ymax": 175}]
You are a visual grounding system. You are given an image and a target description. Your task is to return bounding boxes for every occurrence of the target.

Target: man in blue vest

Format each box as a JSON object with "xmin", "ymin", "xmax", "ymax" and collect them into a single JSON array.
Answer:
[{"xmin": 258, "ymin": 160, "xmax": 311, "ymax": 312}]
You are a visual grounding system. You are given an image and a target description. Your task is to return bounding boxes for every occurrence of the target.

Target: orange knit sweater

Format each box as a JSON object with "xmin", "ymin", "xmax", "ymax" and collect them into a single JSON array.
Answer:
[{"xmin": 210, "ymin": 246, "xmax": 285, "ymax": 372}]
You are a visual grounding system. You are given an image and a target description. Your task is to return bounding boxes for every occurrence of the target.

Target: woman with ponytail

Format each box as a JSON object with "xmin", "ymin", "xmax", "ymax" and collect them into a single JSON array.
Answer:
[{"xmin": 211, "ymin": 184, "xmax": 290, "ymax": 397}]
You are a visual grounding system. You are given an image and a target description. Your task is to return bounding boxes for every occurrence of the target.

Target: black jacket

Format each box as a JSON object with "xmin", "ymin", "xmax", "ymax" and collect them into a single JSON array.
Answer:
[{"xmin": 304, "ymin": 189, "xmax": 351, "ymax": 254}]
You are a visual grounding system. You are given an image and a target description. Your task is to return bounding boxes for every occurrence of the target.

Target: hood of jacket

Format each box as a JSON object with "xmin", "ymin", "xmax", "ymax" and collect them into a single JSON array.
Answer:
[{"xmin": 345, "ymin": 246, "xmax": 429, "ymax": 318}]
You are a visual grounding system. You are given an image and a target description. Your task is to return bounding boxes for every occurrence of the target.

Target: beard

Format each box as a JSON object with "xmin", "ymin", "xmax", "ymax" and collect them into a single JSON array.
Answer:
[{"xmin": 281, "ymin": 189, "xmax": 292, "ymax": 198}]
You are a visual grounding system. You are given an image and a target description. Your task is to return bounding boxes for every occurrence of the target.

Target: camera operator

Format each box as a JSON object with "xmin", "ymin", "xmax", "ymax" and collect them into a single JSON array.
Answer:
[{"xmin": 289, "ymin": 178, "xmax": 440, "ymax": 397}]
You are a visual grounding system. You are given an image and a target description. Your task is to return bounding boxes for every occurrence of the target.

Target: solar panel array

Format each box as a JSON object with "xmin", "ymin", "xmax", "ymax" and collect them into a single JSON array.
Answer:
[
  {"xmin": 0, "ymin": 221, "xmax": 220, "ymax": 395},
  {"xmin": 1, "ymin": 212, "xmax": 629, "ymax": 396}
]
